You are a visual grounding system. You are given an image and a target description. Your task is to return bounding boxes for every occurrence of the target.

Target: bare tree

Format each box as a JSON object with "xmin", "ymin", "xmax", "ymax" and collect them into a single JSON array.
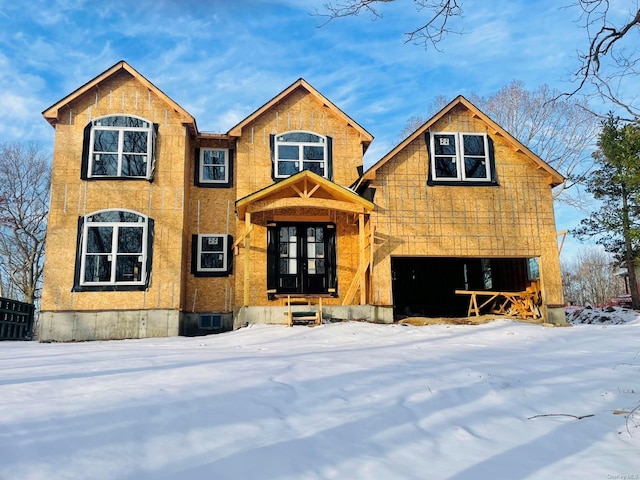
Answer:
[
  {"xmin": 571, "ymin": 1, "xmax": 640, "ymax": 120},
  {"xmin": 317, "ymin": 1, "xmax": 640, "ymax": 117},
  {"xmin": 316, "ymin": 0, "xmax": 463, "ymax": 51},
  {"xmin": 397, "ymin": 81, "xmax": 600, "ymax": 207},
  {"xmin": 0, "ymin": 142, "xmax": 50, "ymax": 304},
  {"xmin": 562, "ymin": 246, "xmax": 625, "ymax": 307}
]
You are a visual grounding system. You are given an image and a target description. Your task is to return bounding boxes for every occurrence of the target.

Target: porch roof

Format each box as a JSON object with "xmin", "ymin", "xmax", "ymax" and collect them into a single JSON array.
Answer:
[{"xmin": 236, "ymin": 170, "xmax": 374, "ymax": 220}]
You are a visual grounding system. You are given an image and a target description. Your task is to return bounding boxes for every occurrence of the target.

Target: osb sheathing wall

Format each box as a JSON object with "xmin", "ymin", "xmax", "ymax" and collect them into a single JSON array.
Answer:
[
  {"xmin": 369, "ymin": 106, "xmax": 564, "ymax": 308},
  {"xmin": 232, "ymin": 88, "xmax": 367, "ymax": 307},
  {"xmin": 234, "ymin": 87, "xmax": 365, "ymax": 200},
  {"xmin": 41, "ymin": 70, "xmax": 188, "ymax": 314},
  {"xmin": 184, "ymin": 137, "xmax": 236, "ymax": 314}
]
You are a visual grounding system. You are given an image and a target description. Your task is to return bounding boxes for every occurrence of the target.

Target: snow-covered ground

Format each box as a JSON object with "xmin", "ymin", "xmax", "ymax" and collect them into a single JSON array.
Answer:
[{"xmin": 2, "ymin": 314, "xmax": 640, "ymax": 480}]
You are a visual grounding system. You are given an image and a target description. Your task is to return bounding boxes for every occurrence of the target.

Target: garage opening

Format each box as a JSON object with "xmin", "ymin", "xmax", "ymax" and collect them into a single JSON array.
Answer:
[{"xmin": 391, "ymin": 257, "xmax": 539, "ymax": 318}]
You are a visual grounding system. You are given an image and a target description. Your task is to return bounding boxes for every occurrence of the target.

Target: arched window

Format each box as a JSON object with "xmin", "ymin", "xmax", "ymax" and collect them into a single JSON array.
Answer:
[
  {"xmin": 82, "ymin": 115, "xmax": 157, "ymax": 180},
  {"xmin": 273, "ymin": 131, "xmax": 330, "ymax": 179},
  {"xmin": 73, "ymin": 209, "xmax": 153, "ymax": 290}
]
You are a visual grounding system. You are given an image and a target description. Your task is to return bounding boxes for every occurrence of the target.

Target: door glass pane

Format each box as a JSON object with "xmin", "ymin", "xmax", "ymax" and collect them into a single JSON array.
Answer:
[
  {"xmin": 316, "ymin": 243, "xmax": 324, "ymax": 258},
  {"xmin": 289, "ymin": 259, "xmax": 297, "ymax": 274},
  {"xmin": 316, "ymin": 259, "xmax": 325, "ymax": 274},
  {"xmin": 307, "ymin": 243, "xmax": 316, "ymax": 258},
  {"xmin": 307, "ymin": 227, "xmax": 315, "ymax": 241},
  {"xmin": 308, "ymin": 259, "xmax": 316, "ymax": 274}
]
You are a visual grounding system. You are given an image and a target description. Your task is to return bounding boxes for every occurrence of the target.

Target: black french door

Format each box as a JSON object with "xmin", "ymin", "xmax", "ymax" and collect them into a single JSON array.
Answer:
[{"xmin": 267, "ymin": 223, "xmax": 336, "ymax": 295}]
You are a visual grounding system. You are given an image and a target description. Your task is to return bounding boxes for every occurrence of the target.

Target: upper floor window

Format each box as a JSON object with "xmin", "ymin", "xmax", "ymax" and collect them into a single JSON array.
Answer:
[
  {"xmin": 82, "ymin": 115, "xmax": 157, "ymax": 180},
  {"xmin": 274, "ymin": 131, "xmax": 329, "ymax": 179},
  {"xmin": 73, "ymin": 209, "xmax": 153, "ymax": 291},
  {"xmin": 430, "ymin": 132, "xmax": 492, "ymax": 182},
  {"xmin": 194, "ymin": 148, "xmax": 233, "ymax": 188}
]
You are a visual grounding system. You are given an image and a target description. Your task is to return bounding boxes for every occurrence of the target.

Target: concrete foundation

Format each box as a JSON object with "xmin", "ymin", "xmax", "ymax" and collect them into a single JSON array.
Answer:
[
  {"xmin": 234, "ymin": 305, "xmax": 394, "ymax": 329},
  {"xmin": 39, "ymin": 310, "xmax": 180, "ymax": 342},
  {"xmin": 545, "ymin": 306, "xmax": 568, "ymax": 326}
]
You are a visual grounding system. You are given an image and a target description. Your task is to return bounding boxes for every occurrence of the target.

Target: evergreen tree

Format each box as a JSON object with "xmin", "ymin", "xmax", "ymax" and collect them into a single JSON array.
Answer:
[{"xmin": 573, "ymin": 116, "xmax": 640, "ymax": 309}]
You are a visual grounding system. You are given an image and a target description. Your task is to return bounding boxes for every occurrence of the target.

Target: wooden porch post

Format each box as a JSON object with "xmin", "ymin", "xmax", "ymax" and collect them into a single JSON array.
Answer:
[
  {"xmin": 359, "ymin": 213, "xmax": 367, "ymax": 305},
  {"xmin": 243, "ymin": 212, "xmax": 251, "ymax": 306}
]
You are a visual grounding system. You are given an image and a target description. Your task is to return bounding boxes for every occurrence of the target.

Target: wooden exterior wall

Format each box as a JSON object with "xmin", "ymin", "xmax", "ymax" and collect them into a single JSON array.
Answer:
[
  {"xmin": 41, "ymin": 70, "xmax": 189, "ymax": 314},
  {"xmin": 184, "ymin": 137, "xmax": 236, "ymax": 314},
  {"xmin": 368, "ymin": 105, "xmax": 564, "ymax": 308},
  {"xmin": 231, "ymin": 87, "xmax": 368, "ymax": 308}
]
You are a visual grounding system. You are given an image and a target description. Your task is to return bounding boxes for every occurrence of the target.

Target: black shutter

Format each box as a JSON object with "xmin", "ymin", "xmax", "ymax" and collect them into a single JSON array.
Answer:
[
  {"xmin": 226, "ymin": 234, "xmax": 234, "ymax": 274},
  {"xmin": 145, "ymin": 218, "xmax": 154, "ymax": 287},
  {"xmin": 270, "ymin": 134, "xmax": 276, "ymax": 181},
  {"xmin": 194, "ymin": 148, "xmax": 201, "ymax": 186},
  {"xmin": 80, "ymin": 123, "xmax": 91, "ymax": 180},
  {"xmin": 326, "ymin": 225, "xmax": 337, "ymax": 296},
  {"xmin": 327, "ymin": 136, "xmax": 333, "ymax": 180},
  {"xmin": 71, "ymin": 216, "xmax": 85, "ymax": 291},
  {"xmin": 425, "ymin": 132, "xmax": 435, "ymax": 186},
  {"xmin": 488, "ymin": 136, "xmax": 498, "ymax": 184},
  {"xmin": 266, "ymin": 224, "xmax": 277, "ymax": 291},
  {"xmin": 191, "ymin": 234, "xmax": 199, "ymax": 273},
  {"xmin": 149, "ymin": 123, "xmax": 159, "ymax": 182},
  {"xmin": 227, "ymin": 149, "xmax": 234, "ymax": 188}
]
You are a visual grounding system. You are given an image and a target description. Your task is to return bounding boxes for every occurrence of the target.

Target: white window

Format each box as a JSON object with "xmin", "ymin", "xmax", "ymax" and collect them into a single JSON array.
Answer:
[
  {"xmin": 196, "ymin": 234, "xmax": 229, "ymax": 273},
  {"xmin": 275, "ymin": 131, "xmax": 327, "ymax": 179},
  {"xmin": 88, "ymin": 115, "xmax": 154, "ymax": 179},
  {"xmin": 199, "ymin": 149, "xmax": 229, "ymax": 183},
  {"xmin": 430, "ymin": 132, "xmax": 491, "ymax": 182},
  {"xmin": 80, "ymin": 210, "xmax": 149, "ymax": 286}
]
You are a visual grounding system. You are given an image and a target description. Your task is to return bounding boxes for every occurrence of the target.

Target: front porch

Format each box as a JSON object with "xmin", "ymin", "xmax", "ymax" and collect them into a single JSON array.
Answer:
[{"xmin": 234, "ymin": 170, "xmax": 377, "ymax": 313}]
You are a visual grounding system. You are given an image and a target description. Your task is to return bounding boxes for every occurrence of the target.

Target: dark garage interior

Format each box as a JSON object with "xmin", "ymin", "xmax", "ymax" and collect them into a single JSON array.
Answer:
[{"xmin": 391, "ymin": 257, "xmax": 537, "ymax": 318}]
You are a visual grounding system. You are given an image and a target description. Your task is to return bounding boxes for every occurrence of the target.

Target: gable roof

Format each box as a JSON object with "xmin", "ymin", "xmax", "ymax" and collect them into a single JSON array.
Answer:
[
  {"xmin": 42, "ymin": 60, "xmax": 197, "ymax": 134},
  {"xmin": 236, "ymin": 170, "xmax": 374, "ymax": 220},
  {"xmin": 359, "ymin": 95, "xmax": 564, "ymax": 187},
  {"xmin": 228, "ymin": 78, "xmax": 373, "ymax": 151}
]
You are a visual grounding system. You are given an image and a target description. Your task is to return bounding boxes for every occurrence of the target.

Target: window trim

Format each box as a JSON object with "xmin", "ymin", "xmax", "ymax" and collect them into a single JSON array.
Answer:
[
  {"xmin": 83, "ymin": 115, "xmax": 157, "ymax": 181},
  {"xmin": 273, "ymin": 131, "xmax": 329, "ymax": 180},
  {"xmin": 429, "ymin": 131, "xmax": 492, "ymax": 183},
  {"xmin": 73, "ymin": 209, "xmax": 153, "ymax": 291},
  {"xmin": 191, "ymin": 234, "xmax": 233, "ymax": 277}
]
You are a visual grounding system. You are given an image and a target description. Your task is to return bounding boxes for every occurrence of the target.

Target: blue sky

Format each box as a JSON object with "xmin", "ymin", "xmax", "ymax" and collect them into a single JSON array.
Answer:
[{"xmin": 0, "ymin": 0, "xmax": 622, "ymax": 259}]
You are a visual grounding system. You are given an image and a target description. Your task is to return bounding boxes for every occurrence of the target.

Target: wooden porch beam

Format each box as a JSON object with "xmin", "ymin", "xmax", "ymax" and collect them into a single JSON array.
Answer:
[{"xmin": 243, "ymin": 212, "xmax": 251, "ymax": 306}]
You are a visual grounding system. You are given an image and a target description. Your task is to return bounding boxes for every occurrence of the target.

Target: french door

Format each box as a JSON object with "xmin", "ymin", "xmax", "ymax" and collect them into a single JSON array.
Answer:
[{"xmin": 267, "ymin": 223, "xmax": 336, "ymax": 295}]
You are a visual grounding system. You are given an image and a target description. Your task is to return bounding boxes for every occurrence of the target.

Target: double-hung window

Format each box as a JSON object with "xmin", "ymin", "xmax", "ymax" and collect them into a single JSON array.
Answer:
[
  {"xmin": 192, "ymin": 234, "xmax": 233, "ymax": 276},
  {"xmin": 86, "ymin": 115, "xmax": 155, "ymax": 179},
  {"xmin": 199, "ymin": 149, "xmax": 229, "ymax": 183},
  {"xmin": 274, "ymin": 132, "xmax": 328, "ymax": 179},
  {"xmin": 76, "ymin": 209, "xmax": 152, "ymax": 289},
  {"xmin": 430, "ymin": 132, "xmax": 491, "ymax": 182}
]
